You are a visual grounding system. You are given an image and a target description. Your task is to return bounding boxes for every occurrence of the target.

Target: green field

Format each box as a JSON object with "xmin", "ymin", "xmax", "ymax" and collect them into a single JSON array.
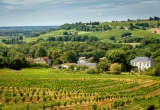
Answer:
[{"xmin": 0, "ymin": 69, "xmax": 160, "ymax": 110}]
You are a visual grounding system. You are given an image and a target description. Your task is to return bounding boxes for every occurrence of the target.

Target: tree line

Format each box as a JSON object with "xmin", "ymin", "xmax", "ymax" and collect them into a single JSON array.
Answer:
[{"xmin": 46, "ymin": 35, "xmax": 98, "ymax": 42}]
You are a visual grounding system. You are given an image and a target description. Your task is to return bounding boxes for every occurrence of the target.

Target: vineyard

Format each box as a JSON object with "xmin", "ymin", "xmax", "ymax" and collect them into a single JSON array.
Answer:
[{"xmin": 0, "ymin": 69, "xmax": 160, "ymax": 110}]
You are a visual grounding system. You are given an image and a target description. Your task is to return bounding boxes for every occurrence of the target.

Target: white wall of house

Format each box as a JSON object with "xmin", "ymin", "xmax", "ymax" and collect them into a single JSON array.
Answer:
[
  {"xmin": 131, "ymin": 61, "xmax": 150, "ymax": 70},
  {"xmin": 78, "ymin": 59, "xmax": 90, "ymax": 64},
  {"xmin": 131, "ymin": 60, "xmax": 155, "ymax": 70}
]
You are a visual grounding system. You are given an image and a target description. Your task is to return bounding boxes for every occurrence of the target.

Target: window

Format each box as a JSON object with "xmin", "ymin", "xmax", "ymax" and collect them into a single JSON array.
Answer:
[
  {"xmin": 131, "ymin": 62, "xmax": 134, "ymax": 65},
  {"xmin": 139, "ymin": 63, "xmax": 141, "ymax": 66},
  {"xmin": 147, "ymin": 63, "xmax": 149, "ymax": 67}
]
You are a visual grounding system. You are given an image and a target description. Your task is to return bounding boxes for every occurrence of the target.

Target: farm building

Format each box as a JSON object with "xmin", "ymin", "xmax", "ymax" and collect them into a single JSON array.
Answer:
[
  {"xmin": 34, "ymin": 56, "xmax": 52, "ymax": 66},
  {"xmin": 130, "ymin": 57, "xmax": 156, "ymax": 71},
  {"xmin": 77, "ymin": 57, "xmax": 96, "ymax": 68}
]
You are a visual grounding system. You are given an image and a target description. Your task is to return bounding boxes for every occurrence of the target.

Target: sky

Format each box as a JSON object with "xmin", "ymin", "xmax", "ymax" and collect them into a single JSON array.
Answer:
[{"xmin": 0, "ymin": 0, "xmax": 160, "ymax": 26}]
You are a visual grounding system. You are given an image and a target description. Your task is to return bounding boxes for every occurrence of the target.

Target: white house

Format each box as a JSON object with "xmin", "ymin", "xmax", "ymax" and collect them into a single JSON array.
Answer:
[{"xmin": 130, "ymin": 57, "xmax": 155, "ymax": 71}]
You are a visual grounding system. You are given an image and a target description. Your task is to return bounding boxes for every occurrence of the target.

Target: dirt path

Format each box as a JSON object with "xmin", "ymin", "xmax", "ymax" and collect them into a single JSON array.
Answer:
[
  {"xmin": 146, "ymin": 88, "xmax": 160, "ymax": 98},
  {"xmin": 120, "ymin": 80, "xmax": 158, "ymax": 92}
]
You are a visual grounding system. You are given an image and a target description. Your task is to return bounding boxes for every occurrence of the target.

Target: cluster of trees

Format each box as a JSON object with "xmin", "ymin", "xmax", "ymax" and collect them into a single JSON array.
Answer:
[
  {"xmin": 59, "ymin": 22, "xmax": 112, "ymax": 31},
  {"xmin": 135, "ymin": 23, "xmax": 149, "ymax": 27},
  {"xmin": 2, "ymin": 36, "xmax": 24, "ymax": 44},
  {"xmin": 141, "ymin": 37, "xmax": 160, "ymax": 46},
  {"xmin": 121, "ymin": 32, "xmax": 132, "ymax": 38},
  {"xmin": 0, "ymin": 41, "xmax": 109, "ymax": 69},
  {"xmin": 149, "ymin": 16, "xmax": 160, "ymax": 20},
  {"xmin": 123, "ymin": 36, "xmax": 160, "ymax": 44},
  {"xmin": 85, "ymin": 21, "xmax": 100, "ymax": 25},
  {"xmin": 123, "ymin": 37, "xmax": 143, "ymax": 43},
  {"xmin": 46, "ymin": 35, "xmax": 98, "ymax": 42}
]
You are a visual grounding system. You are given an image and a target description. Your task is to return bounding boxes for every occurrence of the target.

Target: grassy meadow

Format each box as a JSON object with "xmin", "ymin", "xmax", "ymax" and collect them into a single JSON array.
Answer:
[{"xmin": 0, "ymin": 68, "xmax": 160, "ymax": 110}]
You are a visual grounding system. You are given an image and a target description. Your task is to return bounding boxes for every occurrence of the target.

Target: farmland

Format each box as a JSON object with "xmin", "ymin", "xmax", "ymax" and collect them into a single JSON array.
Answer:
[{"xmin": 0, "ymin": 69, "xmax": 160, "ymax": 110}]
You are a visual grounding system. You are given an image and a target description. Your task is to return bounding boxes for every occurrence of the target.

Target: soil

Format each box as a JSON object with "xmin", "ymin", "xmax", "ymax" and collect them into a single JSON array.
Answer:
[{"xmin": 150, "ymin": 28, "xmax": 160, "ymax": 34}]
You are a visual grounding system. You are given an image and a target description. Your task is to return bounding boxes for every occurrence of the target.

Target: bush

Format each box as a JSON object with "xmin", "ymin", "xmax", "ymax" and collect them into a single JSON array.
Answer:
[
  {"xmin": 92, "ymin": 103, "xmax": 98, "ymax": 110},
  {"xmin": 86, "ymin": 68, "xmax": 99, "ymax": 74},
  {"xmin": 104, "ymin": 71, "xmax": 120, "ymax": 75},
  {"xmin": 109, "ymin": 63, "xmax": 122, "ymax": 75}
]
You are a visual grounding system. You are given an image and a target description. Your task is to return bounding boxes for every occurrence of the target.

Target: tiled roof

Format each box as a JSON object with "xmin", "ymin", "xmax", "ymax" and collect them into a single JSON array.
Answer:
[{"xmin": 131, "ymin": 57, "xmax": 154, "ymax": 62}]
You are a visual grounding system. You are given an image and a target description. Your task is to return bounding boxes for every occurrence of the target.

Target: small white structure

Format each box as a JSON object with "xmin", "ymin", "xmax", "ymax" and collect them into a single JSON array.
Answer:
[
  {"xmin": 130, "ymin": 57, "xmax": 155, "ymax": 71},
  {"xmin": 60, "ymin": 63, "xmax": 77, "ymax": 69},
  {"xmin": 77, "ymin": 57, "xmax": 96, "ymax": 68},
  {"xmin": 77, "ymin": 57, "xmax": 90, "ymax": 64}
]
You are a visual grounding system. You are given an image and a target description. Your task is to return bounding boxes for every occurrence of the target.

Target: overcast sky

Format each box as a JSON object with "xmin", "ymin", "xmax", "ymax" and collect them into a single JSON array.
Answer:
[{"xmin": 0, "ymin": 0, "xmax": 160, "ymax": 26}]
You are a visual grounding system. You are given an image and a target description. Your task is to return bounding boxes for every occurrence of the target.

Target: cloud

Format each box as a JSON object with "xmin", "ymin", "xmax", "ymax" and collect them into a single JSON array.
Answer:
[
  {"xmin": 140, "ymin": 0, "xmax": 160, "ymax": 4},
  {"xmin": 98, "ymin": 13, "xmax": 102, "ymax": 16},
  {"xmin": 1, "ymin": 0, "xmax": 52, "ymax": 5}
]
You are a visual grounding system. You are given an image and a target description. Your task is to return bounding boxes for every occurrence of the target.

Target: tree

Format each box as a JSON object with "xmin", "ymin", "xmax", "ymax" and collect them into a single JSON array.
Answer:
[
  {"xmin": 152, "ymin": 50, "xmax": 160, "ymax": 59},
  {"xmin": 143, "ymin": 48, "xmax": 152, "ymax": 57},
  {"xmin": 128, "ymin": 23, "xmax": 134, "ymax": 30},
  {"xmin": 119, "ymin": 26, "xmax": 124, "ymax": 29},
  {"xmin": 97, "ymin": 59, "xmax": 110, "ymax": 72},
  {"xmin": 88, "ymin": 36, "xmax": 98, "ymax": 42},
  {"xmin": 106, "ymin": 50, "xmax": 126, "ymax": 64},
  {"xmin": 35, "ymin": 47, "xmax": 47, "ymax": 58},
  {"xmin": 109, "ymin": 36, "xmax": 115, "ymax": 40},
  {"xmin": 48, "ymin": 49, "xmax": 62, "ymax": 65},
  {"xmin": 109, "ymin": 63, "xmax": 122, "ymax": 74},
  {"xmin": 63, "ymin": 31, "xmax": 68, "ymax": 35},
  {"xmin": 61, "ymin": 50, "xmax": 78, "ymax": 63},
  {"xmin": 154, "ymin": 63, "xmax": 160, "ymax": 76},
  {"xmin": 19, "ymin": 36, "xmax": 23, "ymax": 40}
]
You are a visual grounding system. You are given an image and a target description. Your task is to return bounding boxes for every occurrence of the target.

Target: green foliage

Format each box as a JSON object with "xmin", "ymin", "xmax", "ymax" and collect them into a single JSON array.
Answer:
[
  {"xmin": 35, "ymin": 47, "xmax": 47, "ymax": 58},
  {"xmin": 106, "ymin": 50, "xmax": 126, "ymax": 64},
  {"xmin": 154, "ymin": 63, "xmax": 160, "ymax": 76},
  {"xmin": 112, "ymin": 100, "xmax": 125, "ymax": 108},
  {"xmin": 109, "ymin": 63, "xmax": 122, "ymax": 74},
  {"xmin": 92, "ymin": 103, "xmax": 98, "ymax": 110},
  {"xmin": 109, "ymin": 36, "xmax": 115, "ymax": 40},
  {"xmin": 86, "ymin": 68, "xmax": 99, "ymax": 74},
  {"xmin": 121, "ymin": 32, "xmax": 132, "ymax": 38},
  {"xmin": 96, "ymin": 59, "xmax": 110, "ymax": 72}
]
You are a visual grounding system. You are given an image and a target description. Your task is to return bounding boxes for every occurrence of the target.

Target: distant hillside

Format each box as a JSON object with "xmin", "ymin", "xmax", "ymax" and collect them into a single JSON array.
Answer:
[{"xmin": 0, "ymin": 17, "xmax": 160, "ymax": 45}]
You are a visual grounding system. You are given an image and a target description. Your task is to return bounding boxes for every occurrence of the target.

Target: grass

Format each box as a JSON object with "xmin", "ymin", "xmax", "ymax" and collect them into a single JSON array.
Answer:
[
  {"xmin": 23, "ymin": 27, "xmax": 160, "ymax": 44},
  {"xmin": 0, "ymin": 68, "xmax": 160, "ymax": 110}
]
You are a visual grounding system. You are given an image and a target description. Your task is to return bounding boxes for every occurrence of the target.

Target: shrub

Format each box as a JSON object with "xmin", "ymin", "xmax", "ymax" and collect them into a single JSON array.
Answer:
[
  {"xmin": 4, "ymin": 97, "xmax": 9, "ymax": 103},
  {"xmin": 64, "ymin": 101, "xmax": 67, "ymax": 106},
  {"xmin": 86, "ymin": 68, "xmax": 99, "ymax": 74},
  {"xmin": 109, "ymin": 63, "xmax": 122, "ymax": 75},
  {"xmin": 92, "ymin": 103, "xmax": 98, "ymax": 110},
  {"xmin": 25, "ymin": 104, "xmax": 29, "ymax": 110}
]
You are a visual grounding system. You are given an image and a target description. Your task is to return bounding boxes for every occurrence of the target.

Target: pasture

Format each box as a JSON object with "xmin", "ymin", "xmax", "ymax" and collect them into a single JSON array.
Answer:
[{"xmin": 0, "ymin": 69, "xmax": 160, "ymax": 110}]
